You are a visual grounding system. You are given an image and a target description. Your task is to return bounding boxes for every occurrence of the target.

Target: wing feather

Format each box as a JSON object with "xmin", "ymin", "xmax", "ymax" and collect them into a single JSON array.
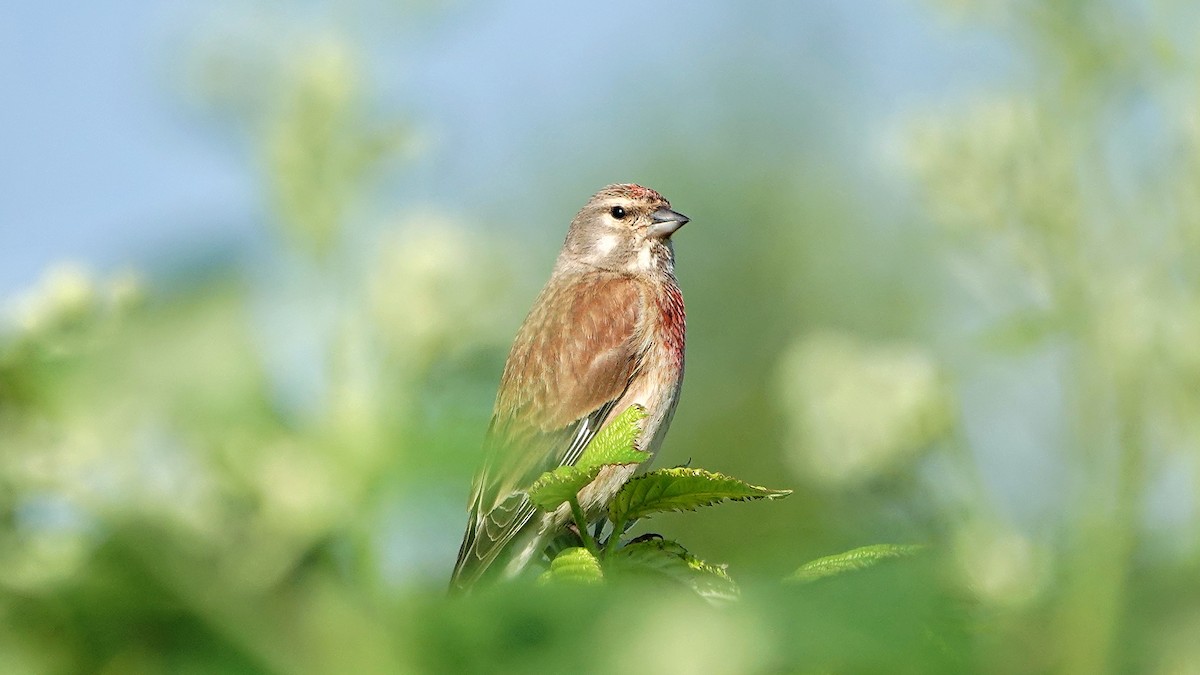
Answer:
[{"xmin": 450, "ymin": 274, "xmax": 645, "ymax": 589}]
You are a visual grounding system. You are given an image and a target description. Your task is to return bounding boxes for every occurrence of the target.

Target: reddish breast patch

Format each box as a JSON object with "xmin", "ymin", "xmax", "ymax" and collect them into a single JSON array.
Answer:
[{"xmin": 656, "ymin": 282, "xmax": 686, "ymax": 366}]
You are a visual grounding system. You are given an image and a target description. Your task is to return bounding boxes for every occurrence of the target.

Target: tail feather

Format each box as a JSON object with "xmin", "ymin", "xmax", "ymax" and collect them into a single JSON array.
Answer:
[{"xmin": 449, "ymin": 494, "xmax": 542, "ymax": 591}]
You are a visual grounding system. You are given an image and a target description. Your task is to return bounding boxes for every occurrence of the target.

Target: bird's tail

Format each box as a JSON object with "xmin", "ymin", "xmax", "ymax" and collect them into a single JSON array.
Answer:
[{"xmin": 449, "ymin": 497, "xmax": 543, "ymax": 592}]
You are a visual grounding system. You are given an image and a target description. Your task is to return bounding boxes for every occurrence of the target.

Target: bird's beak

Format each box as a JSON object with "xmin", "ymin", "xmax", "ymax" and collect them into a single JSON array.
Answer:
[{"xmin": 647, "ymin": 207, "xmax": 690, "ymax": 239}]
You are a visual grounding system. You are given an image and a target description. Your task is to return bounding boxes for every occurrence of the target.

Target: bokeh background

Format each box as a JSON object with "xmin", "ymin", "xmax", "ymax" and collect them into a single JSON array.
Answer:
[{"xmin": 4, "ymin": 1, "xmax": 1200, "ymax": 673}]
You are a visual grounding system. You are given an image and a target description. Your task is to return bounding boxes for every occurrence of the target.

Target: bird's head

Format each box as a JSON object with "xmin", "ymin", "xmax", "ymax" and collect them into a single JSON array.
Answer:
[{"xmin": 560, "ymin": 184, "xmax": 689, "ymax": 274}]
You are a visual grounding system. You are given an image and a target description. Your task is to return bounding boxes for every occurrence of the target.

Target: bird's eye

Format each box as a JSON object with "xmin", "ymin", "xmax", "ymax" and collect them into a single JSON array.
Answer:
[{"xmin": 610, "ymin": 205, "xmax": 626, "ymax": 220}]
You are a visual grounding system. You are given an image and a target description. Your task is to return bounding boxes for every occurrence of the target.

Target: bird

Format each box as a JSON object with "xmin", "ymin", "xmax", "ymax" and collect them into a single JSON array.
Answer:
[{"xmin": 450, "ymin": 183, "xmax": 689, "ymax": 591}]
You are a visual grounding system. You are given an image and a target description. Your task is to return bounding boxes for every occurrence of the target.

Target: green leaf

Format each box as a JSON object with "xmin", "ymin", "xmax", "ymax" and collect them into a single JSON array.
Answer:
[
  {"xmin": 786, "ymin": 544, "xmax": 925, "ymax": 583},
  {"xmin": 527, "ymin": 405, "xmax": 650, "ymax": 512},
  {"xmin": 537, "ymin": 547, "xmax": 604, "ymax": 586},
  {"xmin": 609, "ymin": 467, "xmax": 792, "ymax": 525},
  {"xmin": 575, "ymin": 404, "xmax": 651, "ymax": 470},
  {"xmin": 527, "ymin": 465, "xmax": 604, "ymax": 511},
  {"xmin": 609, "ymin": 538, "xmax": 739, "ymax": 603}
]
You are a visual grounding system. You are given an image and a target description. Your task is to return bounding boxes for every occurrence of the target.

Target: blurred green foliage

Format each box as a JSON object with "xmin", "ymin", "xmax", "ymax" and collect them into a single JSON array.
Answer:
[{"xmin": 3, "ymin": 1, "xmax": 1200, "ymax": 673}]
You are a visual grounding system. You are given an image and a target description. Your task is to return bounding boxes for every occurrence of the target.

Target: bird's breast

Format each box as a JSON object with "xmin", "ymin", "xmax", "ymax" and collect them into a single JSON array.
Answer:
[
  {"xmin": 626, "ymin": 278, "xmax": 685, "ymax": 453},
  {"xmin": 655, "ymin": 280, "xmax": 686, "ymax": 368}
]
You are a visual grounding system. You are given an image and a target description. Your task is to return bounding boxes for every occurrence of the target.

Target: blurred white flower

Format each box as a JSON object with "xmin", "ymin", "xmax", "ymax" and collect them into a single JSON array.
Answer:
[
  {"xmin": 263, "ymin": 35, "xmax": 363, "ymax": 253},
  {"xmin": 8, "ymin": 263, "xmax": 95, "ymax": 334},
  {"xmin": 1096, "ymin": 272, "xmax": 1200, "ymax": 376},
  {"xmin": 1091, "ymin": 272, "xmax": 1200, "ymax": 451},
  {"xmin": 3, "ymin": 263, "xmax": 142, "ymax": 339},
  {"xmin": 368, "ymin": 212, "xmax": 514, "ymax": 370},
  {"xmin": 953, "ymin": 518, "xmax": 1048, "ymax": 607},
  {"xmin": 903, "ymin": 95, "xmax": 1078, "ymax": 262},
  {"xmin": 777, "ymin": 331, "xmax": 954, "ymax": 486}
]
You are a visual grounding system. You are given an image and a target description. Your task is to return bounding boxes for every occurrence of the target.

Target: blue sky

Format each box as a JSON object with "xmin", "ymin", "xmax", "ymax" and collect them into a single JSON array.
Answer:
[
  {"xmin": 1, "ymin": 2, "xmax": 255, "ymax": 293},
  {"xmin": 0, "ymin": 0, "xmax": 1003, "ymax": 296}
]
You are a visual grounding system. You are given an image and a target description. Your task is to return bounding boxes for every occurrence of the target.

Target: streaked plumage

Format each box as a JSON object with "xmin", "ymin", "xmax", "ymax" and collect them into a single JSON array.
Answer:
[{"xmin": 450, "ymin": 184, "xmax": 689, "ymax": 590}]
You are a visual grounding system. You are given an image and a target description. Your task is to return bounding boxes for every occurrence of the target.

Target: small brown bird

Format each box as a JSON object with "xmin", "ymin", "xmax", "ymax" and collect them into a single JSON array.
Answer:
[{"xmin": 450, "ymin": 183, "xmax": 689, "ymax": 590}]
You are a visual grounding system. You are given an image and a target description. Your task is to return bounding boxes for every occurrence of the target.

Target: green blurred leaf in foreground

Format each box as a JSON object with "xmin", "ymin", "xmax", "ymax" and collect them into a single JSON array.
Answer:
[{"xmin": 787, "ymin": 544, "xmax": 926, "ymax": 584}]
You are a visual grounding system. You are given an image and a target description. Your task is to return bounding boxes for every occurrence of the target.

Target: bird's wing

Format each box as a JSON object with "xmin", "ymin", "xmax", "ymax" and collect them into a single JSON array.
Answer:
[{"xmin": 451, "ymin": 274, "xmax": 646, "ymax": 589}]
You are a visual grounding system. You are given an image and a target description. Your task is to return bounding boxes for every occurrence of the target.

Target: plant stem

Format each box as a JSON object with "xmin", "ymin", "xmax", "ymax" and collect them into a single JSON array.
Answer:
[
  {"xmin": 568, "ymin": 496, "xmax": 598, "ymax": 556},
  {"xmin": 604, "ymin": 517, "xmax": 626, "ymax": 557}
]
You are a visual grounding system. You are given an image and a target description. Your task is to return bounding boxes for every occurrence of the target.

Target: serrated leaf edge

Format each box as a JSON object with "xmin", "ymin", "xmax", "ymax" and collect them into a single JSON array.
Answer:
[{"xmin": 610, "ymin": 467, "xmax": 792, "ymax": 524}]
